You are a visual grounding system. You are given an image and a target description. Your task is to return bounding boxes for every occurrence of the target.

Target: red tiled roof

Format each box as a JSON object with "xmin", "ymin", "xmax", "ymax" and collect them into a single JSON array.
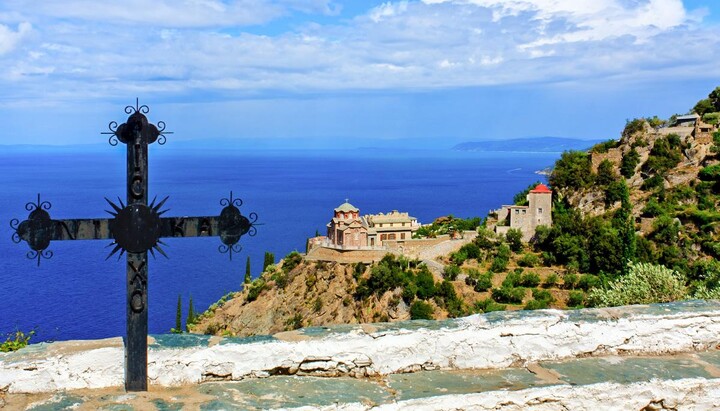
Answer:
[{"xmin": 530, "ymin": 183, "xmax": 552, "ymax": 194}]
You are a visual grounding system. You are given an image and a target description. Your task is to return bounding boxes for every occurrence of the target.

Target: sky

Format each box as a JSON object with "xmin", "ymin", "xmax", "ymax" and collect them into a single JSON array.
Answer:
[{"xmin": 0, "ymin": 0, "xmax": 718, "ymax": 147}]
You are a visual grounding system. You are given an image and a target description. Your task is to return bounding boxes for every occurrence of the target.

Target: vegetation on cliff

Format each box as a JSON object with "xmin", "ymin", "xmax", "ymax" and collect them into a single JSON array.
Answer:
[{"xmin": 189, "ymin": 87, "xmax": 720, "ymax": 337}]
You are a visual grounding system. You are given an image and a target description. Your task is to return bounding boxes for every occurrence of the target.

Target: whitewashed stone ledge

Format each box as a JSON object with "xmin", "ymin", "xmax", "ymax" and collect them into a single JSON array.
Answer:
[
  {"xmin": 286, "ymin": 378, "xmax": 720, "ymax": 411},
  {"xmin": 2, "ymin": 300, "xmax": 720, "ymax": 393}
]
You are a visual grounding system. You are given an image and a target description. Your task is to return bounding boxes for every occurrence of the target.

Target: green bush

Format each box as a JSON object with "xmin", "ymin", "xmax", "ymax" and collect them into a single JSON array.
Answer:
[
  {"xmin": 563, "ymin": 273, "xmax": 579, "ymax": 289},
  {"xmin": 519, "ymin": 272, "xmax": 541, "ymax": 288},
  {"xmin": 596, "ymin": 159, "xmax": 618, "ymax": 186},
  {"xmin": 567, "ymin": 291, "xmax": 586, "ymax": 307},
  {"xmin": 1, "ymin": 329, "xmax": 35, "ymax": 352},
  {"xmin": 518, "ymin": 253, "xmax": 540, "ymax": 268},
  {"xmin": 415, "ymin": 267, "xmax": 436, "ymax": 300},
  {"xmin": 587, "ymin": 262, "xmax": 687, "ymax": 307},
  {"xmin": 577, "ymin": 274, "xmax": 601, "ymax": 291},
  {"xmin": 246, "ymin": 279, "xmax": 266, "ymax": 302},
  {"xmin": 410, "ymin": 301, "xmax": 434, "ymax": 320},
  {"xmin": 550, "ymin": 151, "xmax": 594, "ymax": 190},
  {"xmin": 543, "ymin": 273, "xmax": 559, "ymax": 288},
  {"xmin": 506, "ymin": 229, "xmax": 524, "ymax": 252},
  {"xmin": 591, "ymin": 139, "xmax": 619, "ymax": 154},
  {"xmin": 474, "ymin": 273, "xmax": 493, "ymax": 292},
  {"xmin": 703, "ymin": 112, "xmax": 720, "ymax": 125},
  {"xmin": 620, "ymin": 148, "xmax": 640, "ymax": 178},
  {"xmin": 491, "ymin": 286, "xmax": 525, "ymax": 304},
  {"xmin": 502, "ymin": 271, "xmax": 522, "ymax": 288},
  {"xmin": 622, "ymin": 118, "xmax": 645, "ymax": 139},
  {"xmin": 474, "ymin": 298, "xmax": 506, "ymax": 313},
  {"xmin": 531, "ymin": 288, "xmax": 555, "ymax": 303},
  {"xmin": 282, "ymin": 251, "xmax": 303, "ymax": 273},
  {"xmin": 699, "ymin": 164, "xmax": 720, "ymax": 182},
  {"xmin": 524, "ymin": 299, "xmax": 549, "ymax": 310},
  {"xmin": 444, "ymin": 264, "xmax": 461, "ymax": 281}
]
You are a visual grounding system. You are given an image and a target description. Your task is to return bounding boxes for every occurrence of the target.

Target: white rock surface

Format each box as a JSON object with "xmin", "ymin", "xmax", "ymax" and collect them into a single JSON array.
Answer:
[
  {"xmin": 283, "ymin": 378, "xmax": 720, "ymax": 410},
  {"xmin": 2, "ymin": 304, "xmax": 720, "ymax": 393}
]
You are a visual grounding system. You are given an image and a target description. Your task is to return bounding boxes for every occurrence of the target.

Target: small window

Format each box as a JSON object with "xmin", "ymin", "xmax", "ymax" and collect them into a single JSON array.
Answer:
[
  {"xmin": 538, "ymin": 208, "xmax": 543, "ymax": 214},
  {"xmin": 522, "ymin": 209, "xmax": 526, "ymax": 214},
  {"xmin": 515, "ymin": 209, "xmax": 519, "ymax": 214},
  {"xmin": 401, "ymin": 233, "xmax": 406, "ymax": 239}
]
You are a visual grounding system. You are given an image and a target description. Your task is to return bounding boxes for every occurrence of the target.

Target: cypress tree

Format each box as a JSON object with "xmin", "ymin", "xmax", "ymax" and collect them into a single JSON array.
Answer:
[
  {"xmin": 263, "ymin": 251, "xmax": 274, "ymax": 271},
  {"xmin": 244, "ymin": 256, "xmax": 252, "ymax": 284},
  {"xmin": 174, "ymin": 294, "xmax": 182, "ymax": 333},
  {"xmin": 186, "ymin": 296, "xmax": 195, "ymax": 331},
  {"xmin": 616, "ymin": 179, "xmax": 636, "ymax": 274}
]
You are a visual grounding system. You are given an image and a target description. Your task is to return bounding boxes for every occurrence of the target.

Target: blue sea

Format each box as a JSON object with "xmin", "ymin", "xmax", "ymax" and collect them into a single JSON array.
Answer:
[{"xmin": 0, "ymin": 147, "xmax": 558, "ymax": 341}]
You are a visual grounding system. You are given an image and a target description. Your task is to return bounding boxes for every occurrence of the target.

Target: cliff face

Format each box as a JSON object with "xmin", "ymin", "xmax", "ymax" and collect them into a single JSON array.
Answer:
[
  {"xmin": 189, "ymin": 260, "xmax": 415, "ymax": 337},
  {"xmin": 564, "ymin": 121, "xmax": 717, "ymax": 219}
]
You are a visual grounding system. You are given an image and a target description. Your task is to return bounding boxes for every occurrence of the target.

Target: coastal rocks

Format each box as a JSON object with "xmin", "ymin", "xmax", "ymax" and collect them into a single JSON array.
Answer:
[{"xmin": 2, "ymin": 301, "xmax": 720, "ymax": 393}]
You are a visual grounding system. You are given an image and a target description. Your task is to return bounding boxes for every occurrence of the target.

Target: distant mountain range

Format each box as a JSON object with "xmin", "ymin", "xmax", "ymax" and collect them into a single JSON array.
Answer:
[{"xmin": 453, "ymin": 137, "xmax": 602, "ymax": 152}]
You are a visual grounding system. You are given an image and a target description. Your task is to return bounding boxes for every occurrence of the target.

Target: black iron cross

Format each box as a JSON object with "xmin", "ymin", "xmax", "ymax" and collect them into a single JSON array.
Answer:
[{"xmin": 10, "ymin": 101, "xmax": 258, "ymax": 391}]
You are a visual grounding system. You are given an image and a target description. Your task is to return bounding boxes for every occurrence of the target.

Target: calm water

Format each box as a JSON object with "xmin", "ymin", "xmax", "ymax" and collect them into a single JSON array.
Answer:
[{"xmin": 0, "ymin": 147, "xmax": 557, "ymax": 341}]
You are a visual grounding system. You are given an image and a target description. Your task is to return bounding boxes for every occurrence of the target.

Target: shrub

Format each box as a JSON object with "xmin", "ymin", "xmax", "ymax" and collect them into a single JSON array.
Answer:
[
  {"xmin": 491, "ymin": 286, "xmax": 525, "ymax": 304},
  {"xmin": 543, "ymin": 273, "xmax": 559, "ymax": 288},
  {"xmin": 410, "ymin": 301, "xmax": 434, "ymax": 320},
  {"xmin": 502, "ymin": 271, "xmax": 522, "ymax": 288},
  {"xmin": 506, "ymin": 229, "xmax": 523, "ymax": 252},
  {"xmin": 518, "ymin": 253, "xmax": 540, "ymax": 268},
  {"xmin": 413, "ymin": 268, "xmax": 435, "ymax": 300},
  {"xmin": 474, "ymin": 273, "xmax": 493, "ymax": 292},
  {"xmin": 577, "ymin": 274, "xmax": 601, "ymax": 291},
  {"xmin": 524, "ymin": 299, "xmax": 549, "ymax": 310},
  {"xmin": 591, "ymin": 139, "xmax": 619, "ymax": 154},
  {"xmin": 699, "ymin": 164, "xmax": 720, "ymax": 182},
  {"xmin": 474, "ymin": 298, "xmax": 506, "ymax": 313},
  {"xmin": 587, "ymin": 262, "xmax": 687, "ymax": 307},
  {"xmin": 532, "ymin": 288, "xmax": 555, "ymax": 303},
  {"xmin": 282, "ymin": 251, "xmax": 303, "ymax": 273},
  {"xmin": 550, "ymin": 151, "xmax": 594, "ymax": 190},
  {"xmin": 286, "ymin": 313, "xmax": 303, "ymax": 330},
  {"xmin": 247, "ymin": 279, "xmax": 266, "ymax": 302},
  {"xmin": 1, "ymin": 329, "xmax": 35, "ymax": 352},
  {"xmin": 563, "ymin": 273, "xmax": 579, "ymax": 290},
  {"xmin": 567, "ymin": 291, "xmax": 585, "ymax": 307},
  {"xmin": 620, "ymin": 148, "xmax": 640, "ymax": 178},
  {"xmin": 596, "ymin": 159, "xmax": 618, "ymax": 186},
  {"xmin": 459, "ymin": 242, "xmax": 482, "ymax": 260},
  {"xmin": 622, "ymin": 118, "xmax": 645, "ymax": 139},
  {"xmin": 703, "ymin": 112, "xmax": 720, "ymax": 125},
  {"xmin": 519, "ymin": 272, "xmax": 541, "ymax": 288},
  {"xmin": 443, "ymin": 264, "xmax": 461, "ymax": 281}
]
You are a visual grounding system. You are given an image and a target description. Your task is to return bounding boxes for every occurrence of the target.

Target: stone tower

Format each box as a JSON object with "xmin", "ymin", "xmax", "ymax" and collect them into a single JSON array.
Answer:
[{"xmin": 527, "ymin": 183, "xmax": 552, "ymax": 235}]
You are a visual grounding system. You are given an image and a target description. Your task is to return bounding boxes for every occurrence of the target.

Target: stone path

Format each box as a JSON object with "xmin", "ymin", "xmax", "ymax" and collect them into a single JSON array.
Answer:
[
  {"xmin": 418, "ymin": 231, "xmax": 477, "ymax": 277},
  {"xmin": 6, "ymin": 351, "xmax": 720, "ymax": 410}
]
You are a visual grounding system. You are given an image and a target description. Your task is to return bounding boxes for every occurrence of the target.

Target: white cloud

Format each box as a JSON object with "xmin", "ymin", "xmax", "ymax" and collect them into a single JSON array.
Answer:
[
  {"xmin": 0, "ymin": 22, "xmax": 30, "ymax": 55},
  {"xmin": 0, "ymin": 0, "xmax": 716, "ymax": 105}
]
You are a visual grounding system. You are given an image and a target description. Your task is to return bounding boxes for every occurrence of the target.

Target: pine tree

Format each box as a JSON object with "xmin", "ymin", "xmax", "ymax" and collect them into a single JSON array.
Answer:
[
  {"xmin": 244, "ymin": 256, "xmax": 252, "ymax": 284},
  {"xmin": 174, "ymin": 294, "xmax": 182, "ymax": 333},
  {"xmin": 263, "ymin": 251, "xmax": 274, "ymax": 271},
  {"xmin": 186, "ymin": 296, "xmax": 195, "ymax": 332}
]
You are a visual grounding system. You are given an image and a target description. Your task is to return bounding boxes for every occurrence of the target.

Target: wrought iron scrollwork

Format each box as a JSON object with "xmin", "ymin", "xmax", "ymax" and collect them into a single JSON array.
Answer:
[
  {"xmin": 103, "ymin": 121, "xmax": 120, "ymax": 146},
  {"xmin": 27, "ymin": 249, "xmax": 53, "ymax": 266},
  {"xmin": 220, "ymin": 191, "xmax": 243, "ymax": 208},
  {"xmin": 126, "ymin": 98, "xmax": 150, "ymax": 115},
  {"xmin": 10, "ymin": 218, "xmax": 21, "ymax": 243},
  {"xmin": 26, "ymin": 194, "xmax": 51, "ymax": 212},
  {"xmin": 218, "ymin": 243, "xmax": 242, "ymax": 261}
]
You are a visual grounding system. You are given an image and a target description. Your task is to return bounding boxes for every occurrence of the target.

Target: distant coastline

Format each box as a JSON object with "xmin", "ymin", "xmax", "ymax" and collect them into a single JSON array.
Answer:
[{"xmin": 453, "ymin": 137, "xmax": 601, "ymax": 153}]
